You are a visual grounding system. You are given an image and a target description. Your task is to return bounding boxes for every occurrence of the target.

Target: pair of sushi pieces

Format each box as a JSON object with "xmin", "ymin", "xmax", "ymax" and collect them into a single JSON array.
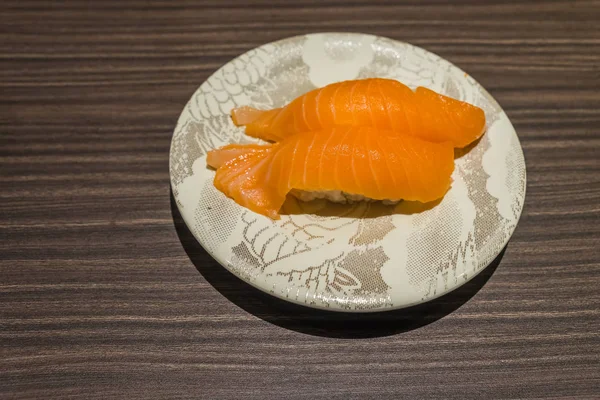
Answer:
[{"xmin": 207, "ymin": 78, "xmax": 486, "ymax": 219}]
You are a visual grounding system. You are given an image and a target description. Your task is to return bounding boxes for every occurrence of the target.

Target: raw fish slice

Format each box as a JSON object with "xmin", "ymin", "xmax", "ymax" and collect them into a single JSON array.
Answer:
[
  {"xmin": 208, "ymin": 126, "xmax": 454, "ymax": 219},
  {"xmin": 231, "ymin": 78, "xmax": 485, "ymax": 148}
]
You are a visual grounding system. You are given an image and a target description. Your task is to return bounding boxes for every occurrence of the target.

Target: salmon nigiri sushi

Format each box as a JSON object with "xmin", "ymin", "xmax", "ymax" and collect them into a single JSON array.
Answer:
[
  {"xmin": 231, "ymin": 78, "xmax": 486, "ymax": 148},
  {"xmin": 207, "ymin": 126, "xmax": 454, "ymax": 219}
]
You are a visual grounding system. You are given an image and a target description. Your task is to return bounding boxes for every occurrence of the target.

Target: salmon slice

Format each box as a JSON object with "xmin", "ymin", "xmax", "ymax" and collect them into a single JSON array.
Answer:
[
  {"xmin": 208, "ymin": 126, "xmax": 454, "ymax": 219},
  {"xmin": 230, "ymin": 78, "xmax": 486, "ymax": 148}
]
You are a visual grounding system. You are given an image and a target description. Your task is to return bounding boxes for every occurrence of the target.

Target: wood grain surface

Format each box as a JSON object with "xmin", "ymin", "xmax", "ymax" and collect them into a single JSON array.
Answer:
[{"xmin": 1, "ymin": 1, "xmax": 599, "ymax": 398}]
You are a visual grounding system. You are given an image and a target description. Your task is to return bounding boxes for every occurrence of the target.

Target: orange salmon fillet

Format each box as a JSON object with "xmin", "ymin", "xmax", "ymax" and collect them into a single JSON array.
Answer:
[
  {"xmin": 207, "ymin": 126, "xmax": 454, "ymax": 219},
  {"xmin": 231, "ymin": 78, "xmax": 486, "ymax": 148}
]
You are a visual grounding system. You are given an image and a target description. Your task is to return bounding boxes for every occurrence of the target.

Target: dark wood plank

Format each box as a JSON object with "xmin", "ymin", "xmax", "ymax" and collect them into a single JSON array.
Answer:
[{"xmin": 1, "ymin": 1, "xmax": 599, "ymax": 399}]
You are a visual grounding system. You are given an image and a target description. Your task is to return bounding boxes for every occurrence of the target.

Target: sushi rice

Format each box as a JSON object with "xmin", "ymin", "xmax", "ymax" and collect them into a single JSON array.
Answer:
[{"xmin": 290, "ymin": 189, "xmax": 402, "ymax": 205}]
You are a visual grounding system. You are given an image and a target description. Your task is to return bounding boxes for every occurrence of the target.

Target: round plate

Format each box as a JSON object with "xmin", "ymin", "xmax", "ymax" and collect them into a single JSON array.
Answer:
[{"xmin": 170, "ymin": 33, "xmax": 526, "ymax": 312}]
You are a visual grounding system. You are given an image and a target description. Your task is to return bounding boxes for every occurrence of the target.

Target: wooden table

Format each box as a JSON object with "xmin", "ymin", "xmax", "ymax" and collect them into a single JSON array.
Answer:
[{"xmin": 2, "ymin": 1, "xmax": 599, "ymax": 398}]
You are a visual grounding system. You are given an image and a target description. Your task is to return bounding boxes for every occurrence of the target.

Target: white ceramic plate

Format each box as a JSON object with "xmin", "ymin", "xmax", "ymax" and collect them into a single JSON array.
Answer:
[{"xmin": 170, "ymin": 33, "xmax": 526, "ymax": 312}]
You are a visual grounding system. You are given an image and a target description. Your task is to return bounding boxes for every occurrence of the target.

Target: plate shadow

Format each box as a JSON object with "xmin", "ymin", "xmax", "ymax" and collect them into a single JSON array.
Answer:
[{"xmin": 171, "ymin": 191, "xmax": 505, "ymax": 339}]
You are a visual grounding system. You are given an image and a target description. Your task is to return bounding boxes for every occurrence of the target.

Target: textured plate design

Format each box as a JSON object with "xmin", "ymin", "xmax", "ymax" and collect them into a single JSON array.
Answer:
[{"xmin": 169, "ymin": 33, "xmax": 526, "ymax": 312}]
